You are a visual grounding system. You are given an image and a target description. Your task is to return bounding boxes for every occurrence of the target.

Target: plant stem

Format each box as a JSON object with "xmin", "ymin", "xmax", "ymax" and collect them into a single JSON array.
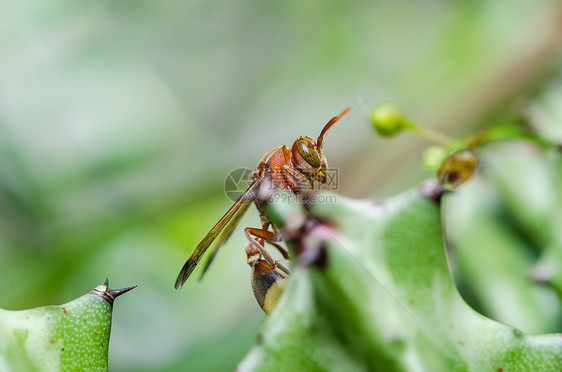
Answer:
[{"xmin": 410, "ymin": 124, "xmax": 454, "ymax": 146}]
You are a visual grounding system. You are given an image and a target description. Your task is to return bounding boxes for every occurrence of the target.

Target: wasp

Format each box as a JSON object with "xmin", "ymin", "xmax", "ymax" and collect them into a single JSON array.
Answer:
[{"xmin": 175, "ymin": 107, "xmax": 351, "ymax": 313}]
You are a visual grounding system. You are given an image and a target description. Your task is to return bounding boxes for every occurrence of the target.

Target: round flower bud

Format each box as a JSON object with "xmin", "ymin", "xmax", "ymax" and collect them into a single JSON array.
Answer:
[{"xmin": 369, "ymin": 104, "xmax": 410, "ymax": 137}]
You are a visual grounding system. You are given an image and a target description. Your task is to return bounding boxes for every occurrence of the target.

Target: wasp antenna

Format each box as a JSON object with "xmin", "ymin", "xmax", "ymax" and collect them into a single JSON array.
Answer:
[{"xmin": 317, "ymin": 107, "xmax": 351, "ymax": 150}]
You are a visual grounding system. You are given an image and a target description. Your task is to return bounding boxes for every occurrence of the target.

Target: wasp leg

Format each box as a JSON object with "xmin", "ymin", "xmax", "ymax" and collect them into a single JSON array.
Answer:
[
  {"xmin": 244, "ymin": 227, "xmax": 291, "ymax": 265},
  {"xmin": 257, "ymin": 210, "xmax": 291, "ymax": 260},
  {"xmin": 268, "ymin": 241, "xmax": 290, "ymax": 260},
  {"xmin": 245, "ymin": 227, "xmax": 290, "ymax": 259},
  {"xmin": 244, "ymin": 227, "xmax": 276, "ymax": 266}
]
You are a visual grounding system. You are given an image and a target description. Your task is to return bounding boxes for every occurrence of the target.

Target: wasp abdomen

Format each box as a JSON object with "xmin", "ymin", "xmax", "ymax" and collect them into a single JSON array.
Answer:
[{"xmin": 251, "ymin": 260, "xmax": 289, "ymax": 315}]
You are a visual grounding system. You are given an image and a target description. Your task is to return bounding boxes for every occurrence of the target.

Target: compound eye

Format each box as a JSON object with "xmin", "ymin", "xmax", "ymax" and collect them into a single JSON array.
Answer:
[{"xmin": 296, "ymin": 140, "xmax": 321, "ymax": 168}]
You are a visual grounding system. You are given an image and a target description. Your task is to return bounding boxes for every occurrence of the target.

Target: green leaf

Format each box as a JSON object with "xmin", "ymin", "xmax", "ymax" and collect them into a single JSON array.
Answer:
[
  {"xmin": 0, "ymin": 280, "xmax": 135, "ymax": 372},
  {"xmin": 238, "ymin": 183, "xmax": 562, "ymax": 372}
]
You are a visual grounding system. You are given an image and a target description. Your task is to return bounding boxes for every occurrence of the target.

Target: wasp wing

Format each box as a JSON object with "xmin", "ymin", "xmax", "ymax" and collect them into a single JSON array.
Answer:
[
  {"xmin": 174, "ymin": 179, "xmax": 260, "ymax": 289},
  {"xmin": 199, "ymin": 200, "xmax": 251, "ymax": 280}
]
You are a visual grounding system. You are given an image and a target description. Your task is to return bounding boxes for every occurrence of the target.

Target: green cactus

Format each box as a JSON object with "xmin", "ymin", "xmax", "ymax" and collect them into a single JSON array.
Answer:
[
  {"xmin": 0, "ymin": 280, "xmax": 135, "ymax": 372},
  {"xmin": 237, "ymin": 183, "xmax": 562, "ymax": 372}
]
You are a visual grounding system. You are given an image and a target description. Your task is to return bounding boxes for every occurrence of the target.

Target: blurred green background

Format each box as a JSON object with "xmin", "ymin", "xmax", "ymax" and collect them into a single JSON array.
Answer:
[{"xmin": 2, "ymin": 0, "xmax": 562, "ymax": 370}]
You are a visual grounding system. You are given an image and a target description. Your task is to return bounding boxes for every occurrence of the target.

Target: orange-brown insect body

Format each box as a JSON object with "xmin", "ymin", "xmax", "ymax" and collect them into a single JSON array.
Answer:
[
  {"xmin": 174, "ymin": 108, "xmax": 351, "ymax": 313},
  {"xmin": 250, "ymin": 134, "xmax": 329, "ymax": 195}
]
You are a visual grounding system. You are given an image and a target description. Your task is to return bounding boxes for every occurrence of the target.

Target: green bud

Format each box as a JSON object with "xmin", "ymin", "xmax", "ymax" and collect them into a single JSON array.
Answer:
[
  {"xmin": 422, "ymin": 146, "xmax": 447, "ymax": 170},
  {"xmin": 369, "ymin": 104, "xmax": 411, "ymax": 137}
]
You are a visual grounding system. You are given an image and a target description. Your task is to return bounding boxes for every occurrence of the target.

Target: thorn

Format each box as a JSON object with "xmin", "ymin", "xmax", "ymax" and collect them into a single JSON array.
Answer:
[
  {"xmin": 530, "ymin": 262, "xmax": 552, "ymax": 284},
  {"xmin": 297, "ymin": 243, "xmax": 328, "ymax": 268},
  {"xmin": 109, "ymin": 285, "xmax": 137, "ymax": 299},
  {"xmin": 418, "ymin": 179, "xmax": 448, "ymax": 205},
  {"xmin": 90, "ymin": 279, "xmax": 137, "ymax": 307}
]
